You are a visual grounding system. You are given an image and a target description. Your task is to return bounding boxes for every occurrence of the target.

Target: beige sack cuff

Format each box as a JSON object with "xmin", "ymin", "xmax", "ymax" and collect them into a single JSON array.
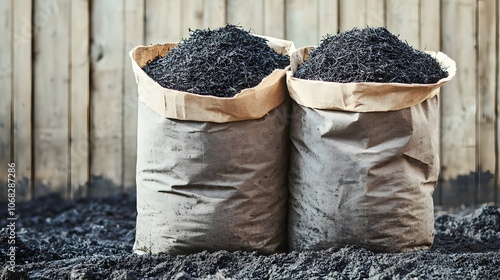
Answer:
[
  {"xmin": 129, "ymin": 36, "xmax": 295, "ymax": 123},
  {"xmin": 287, "ymin": 46, "xmax": 457, "ymax": 112}
]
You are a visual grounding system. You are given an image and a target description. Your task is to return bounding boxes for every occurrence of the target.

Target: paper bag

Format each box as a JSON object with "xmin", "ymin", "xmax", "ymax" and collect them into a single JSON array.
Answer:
[
  {"xmin": 287, "ymin": 46, "xmax": 456, "ymax": 252},
  {"xmin": 130, "ymin": 36, "xmax": 294, "ymax": 255}
]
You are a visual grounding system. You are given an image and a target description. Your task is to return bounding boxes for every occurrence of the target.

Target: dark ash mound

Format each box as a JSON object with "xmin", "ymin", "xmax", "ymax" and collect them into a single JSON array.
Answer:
[
  {"xmin": 434, "ymin": 205, "xmax": 500, "ymax": 253},
  {"xmin": 1, "ymin": 194, "xmax": 499, "ymax": 279},
  {"xmin": 294, "ymin": 27, "xmax": 448, "ymax": 84},
  {"xmin": 142, "ymin": 25, "xmax": 290, "ymax": 98}
]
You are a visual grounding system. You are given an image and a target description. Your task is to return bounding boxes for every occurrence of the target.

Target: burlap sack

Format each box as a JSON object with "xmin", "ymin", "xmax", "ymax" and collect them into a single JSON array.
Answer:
[
  {"xmin": 287, "ymin": 47, "xmax": 456, "ymax": 253},
  {"xmin": 130, "ymin": 36, "xmax": 294, "ymax": 255}
]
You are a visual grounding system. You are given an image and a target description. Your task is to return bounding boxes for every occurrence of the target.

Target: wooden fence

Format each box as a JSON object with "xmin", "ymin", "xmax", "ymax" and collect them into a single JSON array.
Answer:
[{"xmin": 0, "ymin": 0, "xmax": 499, "ymax": 205}]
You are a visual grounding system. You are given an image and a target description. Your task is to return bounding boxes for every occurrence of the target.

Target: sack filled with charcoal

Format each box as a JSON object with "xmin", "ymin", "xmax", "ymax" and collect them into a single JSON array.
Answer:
[
  {"xmin": 287, "ymin": 27, "xmax": 456, "ymax": 253},
  {"xmin": 129, "ymin": 25, "xmax": 294, "ymax": 255}
]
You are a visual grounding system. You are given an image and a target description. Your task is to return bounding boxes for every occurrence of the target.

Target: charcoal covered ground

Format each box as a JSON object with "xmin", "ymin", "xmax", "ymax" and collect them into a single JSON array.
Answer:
[{"xmin": 1, "ymin": 194, "xmax": 499, "ymax": 280}]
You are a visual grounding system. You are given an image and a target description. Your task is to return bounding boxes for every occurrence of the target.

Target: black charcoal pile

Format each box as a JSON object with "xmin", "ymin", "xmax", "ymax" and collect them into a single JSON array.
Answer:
[
  {"xmin": 1, "ymin": 194, "xmax": 500, "ymax": 279},
  {"xmin": 294, "ymin": 27, "xmax": 448, "ymax": 84},
  {"xmin": 143, "ymin": 25, "xmax": 290, "ymax": 98},
  {"xmin": 433, "ymin": 206, "xmax": 500, "ymax": 253}
]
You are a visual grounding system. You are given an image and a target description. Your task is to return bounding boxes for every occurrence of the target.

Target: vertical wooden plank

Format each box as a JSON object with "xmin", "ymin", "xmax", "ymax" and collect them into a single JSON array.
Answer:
[
  {"xmin": 33, "ymin": 0, "xmax": 70, "ymax": 199},
  {"xmin": 318, "ymin": 0, "xmax": 338, "ymax": 38},
  {"xmin": 285, "ymin": 0, "xmax": 318, "ymax": 48},
  {"xmin": 339, "ymin": 0, "xmax": 384, "ymax": 32},
  {"xmin": 339, "ymin": 0, "xmax": 365, "ymax": 31},
  {"xmin": 365, "ymin": 0, "xmax": 384, "ymax": 27},
  {"xmin": 227, "ymin": 0, "xmax": 264, "ymax": 33},
  {"xmin": 123, "ymin": 0, "xmax": 145, "ymax": 193},
  {"xmin": 420, "ymin": 0, "xmax": 441, "ymax": 51},
  {"xmin": 0, "ymin": 0, "xmax": 12, "ymax": 202},
  {"xmin": 70, "ymin": 0, "xmax": 90, "ymax": 199},
  {"xmin": 264, "ymin": 0, "xmax": 285, "ymax": 38},
  {"xmin": 201, "ymin": 0, "xmax": 226, "ymax": 29},
  {"xmin": 497, "ymin": 0, "xmax": 500, "ymax": 206},
  {"xmin": 440, "ymin": 0, "xmax": 477, "ymax": 205},
  {"xmin": 385, "ymin": 0, "xmax": 420, "ymax": 48},
  {"xmin": 476, "ymin": 0, "xmax": 497, "ymax": 203},
  {"xmin": 145, "ymin": 0, "xmax": 181, "ymax": 44},
  {"xmin": 12, "ymin": 0, "xmax": 32, "ymax": 201},
  {"xmin": 181, "ymin": 0, "xmax": 226, "ymax": 38},
  {"xmin": 90, "ymin": 0, "xmax": 125, "ymax": 197},
  {"xmin": 181, "ymin": 0, "xmax": 203, "ymax": 37}
]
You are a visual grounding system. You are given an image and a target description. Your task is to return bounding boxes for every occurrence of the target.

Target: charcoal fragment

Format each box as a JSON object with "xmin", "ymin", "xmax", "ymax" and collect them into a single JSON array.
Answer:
[
  {"xmin": 142, "ymin": 25, "xmax": 290, "ymax": 98},
  {"xmin": 294, "ymin": 27, "xmax": 448, "ymax": 84}
]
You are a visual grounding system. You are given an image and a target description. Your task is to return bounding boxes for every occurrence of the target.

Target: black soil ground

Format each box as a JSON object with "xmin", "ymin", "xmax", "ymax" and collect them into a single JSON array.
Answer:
[{"xmin": 1, "ymin": 193, "xmax": 499, "ymax": 279}]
